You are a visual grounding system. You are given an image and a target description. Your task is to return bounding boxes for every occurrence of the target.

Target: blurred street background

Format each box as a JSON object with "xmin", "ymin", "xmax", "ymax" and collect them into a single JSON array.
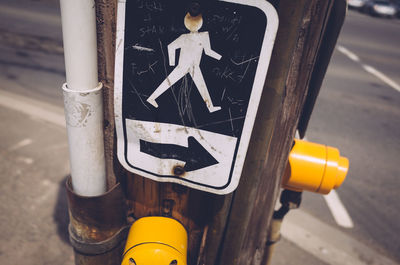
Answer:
[{"xmin": 0, "ymin": 0, "xmax": 399, "ymax": 264}]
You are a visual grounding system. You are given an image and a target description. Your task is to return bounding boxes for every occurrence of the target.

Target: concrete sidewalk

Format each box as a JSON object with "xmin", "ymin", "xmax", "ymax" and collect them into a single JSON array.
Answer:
[{"xmin": 0, "ymin": 96, "xmax": 73, "ymax": 265}]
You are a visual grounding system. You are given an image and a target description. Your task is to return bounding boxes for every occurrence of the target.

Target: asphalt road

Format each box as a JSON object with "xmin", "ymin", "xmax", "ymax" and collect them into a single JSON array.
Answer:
[
  {"xmin": 0, "ymin": 1, "xmax": 399, "ymax": 264},
  {"xmin": 302, "ymin": 9, "xmax": 400, "ymax": 263},
  {"xmin": 0, "ymin": 0, "xmax": 64, "ymax": 105}
]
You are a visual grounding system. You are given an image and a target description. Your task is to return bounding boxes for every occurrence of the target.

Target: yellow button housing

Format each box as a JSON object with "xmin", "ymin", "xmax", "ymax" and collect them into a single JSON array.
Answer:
[
  {"xmin": 282, "ymin": 139, "xmax": 349, "ymax": 194},
  {"xmin": 121, "ymin": 217, "xmax": 188, "ymax": 265}
]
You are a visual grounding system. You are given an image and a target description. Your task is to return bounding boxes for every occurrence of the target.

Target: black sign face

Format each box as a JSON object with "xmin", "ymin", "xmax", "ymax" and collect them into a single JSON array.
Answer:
[{"xmin": 115, "ymin": 0, "xmax": 278, "ymax": 194}]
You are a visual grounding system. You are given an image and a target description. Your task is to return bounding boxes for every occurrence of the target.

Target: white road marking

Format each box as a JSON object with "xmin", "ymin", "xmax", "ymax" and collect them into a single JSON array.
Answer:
[
  {"xmin": 362, "ymin": 64, "xmax": 400, "ymax": 93},
  {"xmin": 337, "ymin": 45, "xmax": 360, "ymax": 62},
  {"xmin": 337, "ymin": 45, "xmax": 400, "ymax": 93},
  {"xmin": 0, "ymin": 89, "xmax": 65, "ymax": 127},
  {"xmin": 323, "ymin": 190, "xmax": 354, "ymax": 228},
  {"xmin": 8, "ymin": 138, "xmax": 33, "ymax": 151},
  {"xmin": 281, "ymin": 210, "xmax": 398, "ymax": 265}
]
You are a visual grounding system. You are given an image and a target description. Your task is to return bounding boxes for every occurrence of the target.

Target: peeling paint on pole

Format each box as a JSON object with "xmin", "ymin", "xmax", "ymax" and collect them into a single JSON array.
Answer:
[{"xmin": 63, "ymin": 83, "xmax": 106, "ymax": 196}]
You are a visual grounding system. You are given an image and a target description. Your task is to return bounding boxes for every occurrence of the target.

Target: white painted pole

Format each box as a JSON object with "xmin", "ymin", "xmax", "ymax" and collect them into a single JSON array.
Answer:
[
  {"xmin": 60, "ymin": 0, "xmax": 98, "ymax": 90},
  {"xmin": 60, "ymin": 0, "xmax": 107, "ymax": 196}
]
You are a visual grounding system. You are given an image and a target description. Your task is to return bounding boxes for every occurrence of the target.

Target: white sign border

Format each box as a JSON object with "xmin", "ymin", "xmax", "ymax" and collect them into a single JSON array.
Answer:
[{"xmin": 114, "ymin": 0, "xmax": 279, "ymax": 194}]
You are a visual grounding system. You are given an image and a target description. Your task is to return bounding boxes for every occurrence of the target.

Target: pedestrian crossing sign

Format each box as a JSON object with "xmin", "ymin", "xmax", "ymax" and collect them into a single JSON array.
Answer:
[{"xmin": 114, "ymin": 0, "xmax": 278, "ymax": 194}]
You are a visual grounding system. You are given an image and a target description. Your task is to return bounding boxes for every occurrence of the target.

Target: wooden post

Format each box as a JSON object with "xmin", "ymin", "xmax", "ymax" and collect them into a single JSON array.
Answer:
[{"xmin": 93, "ymin": 0, "xmax": 343, "ymax": 264}]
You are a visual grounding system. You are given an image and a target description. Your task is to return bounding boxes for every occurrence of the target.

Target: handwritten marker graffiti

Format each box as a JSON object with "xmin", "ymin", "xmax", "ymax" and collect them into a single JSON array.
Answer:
[{"xmin": 147, "ymin": 13, "xmax": 222, "ymax": 113}]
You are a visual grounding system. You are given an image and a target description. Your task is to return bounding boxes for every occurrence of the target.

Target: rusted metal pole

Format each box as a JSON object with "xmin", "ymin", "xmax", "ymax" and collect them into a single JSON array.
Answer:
[{"xmin": 66, "ymin": 177, "xmax": 128, "ymax": 265}]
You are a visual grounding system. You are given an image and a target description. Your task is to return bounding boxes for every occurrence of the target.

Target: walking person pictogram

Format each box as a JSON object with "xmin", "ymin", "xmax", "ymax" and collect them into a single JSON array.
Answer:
[{"xmin": 147, "ymin": 13, "xmax": 222, "ymax": 113}]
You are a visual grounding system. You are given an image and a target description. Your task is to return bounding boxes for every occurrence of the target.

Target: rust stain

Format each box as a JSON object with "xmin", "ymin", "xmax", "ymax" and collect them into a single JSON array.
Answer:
[
  {"xmin": 172, "ymin": 165, "xmax": 186, "ymax": 177},
  {"xmin": 184, "ymin": 13, "xmax": 203, "ymax": 32},
  {"xmin": 175, "ymin": 125, "xmax": 190, "ymax": 135},
  {"xmin": 154, "ymin": 123, "xmax": 161, "ymax": 133}
]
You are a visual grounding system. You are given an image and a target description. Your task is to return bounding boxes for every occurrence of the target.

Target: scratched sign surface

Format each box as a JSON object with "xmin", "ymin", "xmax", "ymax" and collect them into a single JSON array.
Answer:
[{"xmin": 114, "ymin": 0, "xmax": 278, "ymax": 194}]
